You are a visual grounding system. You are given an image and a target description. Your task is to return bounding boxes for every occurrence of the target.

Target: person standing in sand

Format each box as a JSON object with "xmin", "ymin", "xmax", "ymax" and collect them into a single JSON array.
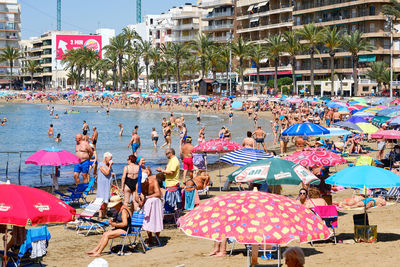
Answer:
[
  {"xmin": 253, "ymin": 126, "xmax": 267, "ymax": 152},
  {"xmin": 180, "ymin": 137, "xmax": 194, "ymax": 183},
  {"xmin": 242, "ymin": 131, "xmax": 255, "ymax": 149},
  {"xmin": 73, "ymin": 134, "xmax": 93, "ymax": 184}
]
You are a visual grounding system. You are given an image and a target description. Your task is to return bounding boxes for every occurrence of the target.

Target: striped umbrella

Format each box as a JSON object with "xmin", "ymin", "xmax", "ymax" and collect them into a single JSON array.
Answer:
[
  {"xmin": 219, "ymin": 148, "xmax": 273, "ymax": 166},
  {"xmin": 282, "ymin": 123, "xmax": 329, "ymax": 136}
]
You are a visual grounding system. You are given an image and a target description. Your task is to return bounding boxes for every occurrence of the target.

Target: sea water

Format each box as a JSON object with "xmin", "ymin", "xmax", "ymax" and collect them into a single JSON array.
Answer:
[{"xmin": 0, "ymin": 103, "xmax": 273, "ymax": 187}]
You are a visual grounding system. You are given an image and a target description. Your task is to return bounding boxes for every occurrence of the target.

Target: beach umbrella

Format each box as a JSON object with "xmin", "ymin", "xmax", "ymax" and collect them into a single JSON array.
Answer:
[
  {"xmin": 179, "ymin": 191, "xmax": 331, "ymax": 245},
  {"xmin": 388, "ymin": 116, "xmax": 400, "ymax": 125},
  {"xmin": 346, "ymin": 117, "xmax": 368, "ymax": 124},
  {"xmin": 352, "ymin": 111, "xmax": 375, "ymax": 117},
  {"xmin": 231, "ymin": 101, "xmax": 243, "ymax": 110},
  {"xmin": 227, "ymin": 158, "xmax": 319, "ymax": 185},
  {"xmin": 248, "ymin": 96, "xmax": 260, "ymax": 101},
  {"xmin": 333, "ymin": 121, "xmax": 363, "ymax": 132},
  {"xmin": 281, "ymin": 123, "xmax": 329, "ymax": 136},
  {"xmin": 320, "ymin": 96, "xmax": 331, "ymax": 101},
  {"xmin": 285, "ymin": 148, "xmax": 346, "ymax": 167},
  {"xmin": 355, "ymin": 123, "xmax": 379, "ymax": 134},
  {"xmin": 318, "ymin": 127, "xmax": 353, "ymax": 137},
  {"xmin": 371, "ymin": 116, "xmax": 390, "ymax": 124},
  {"xmin": 0, "ymin": 184, "xmax": 76, "ymax": 266},
  {"xmin": 25, "ymin": 148, "xmax": 80, "ymax": 166},
  {"xmin": 391, "ymin": 98, "xmax": 400, "ymax": 105},
  {"xmin": 219, "ymin": 148, "xmax": 273, "ymax": 166},
  {"xmin": 377, "ymin": 107, "xmax": 399, "ymax": 116},
  {"xmin": 287, "ymin": 98, "xmax": 302, "ymax": 103},
  {"xmin": 371, "ymin": 130, "xmax": 400, "ymax": 139},
  {"xmin": 327, "ymin": 102, "xmax": 346, "ymax": 108},
  {"xmin": 192, "ymin": 139, "xmax": 242, "ymax": 154}
]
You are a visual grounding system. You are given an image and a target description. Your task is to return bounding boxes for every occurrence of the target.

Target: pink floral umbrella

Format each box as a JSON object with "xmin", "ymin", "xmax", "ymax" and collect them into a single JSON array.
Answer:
[
  {"xmin": 179, "ymin": 191, "xmax": 331, "ymax": 244},
  {"xmin": 285, "ymin": 148, "xmax": 346, "ymax": 167},
  {"xmin": 25, "ymin": 148, "xmax": 80, "ymax": 166},
  {"xmin": 371, "ymin": 130, "xmax": 400, "ymax": 139},
  {"xmin": 192, "ymin": 139, "xmax": 243, "ymax": 154}
]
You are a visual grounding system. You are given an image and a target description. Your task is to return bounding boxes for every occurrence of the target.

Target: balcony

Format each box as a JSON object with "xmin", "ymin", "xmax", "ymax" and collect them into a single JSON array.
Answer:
[
  {"xmin": 203, "ymin": 11, "xmax": 234, "ymax": 20},
  {"xmin": 237, "ymin": 20, "xmax": 293, "ymax": 34},
  {"xmin": 294, "ymin": 15, "xmax": 385, "ymax": 28},
  {"xmin": 203, "ymin": 23, "xmax": 233, "ymax": 31},
  {"xmin": 171, "ymin": 11, "xmax": 204, "ymax": 20},
  {"xmin": 174, "ymin": 23, "xmax": 199, "ymax": 31},
  {"xmin": 210, "ymin": 35, "xmax": 231, "ymax": 42},
  {"xmin": 294, "ymin": 0, "xmax": 381, "ymax": 14},
  {"xmin": 200, "ymin": 0, "xmax": 234, "ymax": 8},
  {"xmin": 171, "ymin": 35, "xmax": 196, "ymax": 42},
  {"xmin": 27, "ymin": 55, "xmax": 41, "ymax": 60},
  {"xmin": 31, "ymin": 47, "xmax": 42, "ymax": 52},
  {"xmin": 237, "ymin": 6, "xmax": 293, "ymax": 21},
  {"xmin": 237, "ymin": 0, "xmax": 270, "ymax": 8}
]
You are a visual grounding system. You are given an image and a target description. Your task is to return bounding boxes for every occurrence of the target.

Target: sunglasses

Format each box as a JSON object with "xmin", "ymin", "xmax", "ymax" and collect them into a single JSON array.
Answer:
[{"xmin": 299, "ymin": 192, "xmax": 307, "ymax": 195}]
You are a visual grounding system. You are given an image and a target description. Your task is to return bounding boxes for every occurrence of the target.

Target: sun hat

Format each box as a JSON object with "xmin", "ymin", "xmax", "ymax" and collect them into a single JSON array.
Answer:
[{"xmin": 108, "ymin": 195, "xmax": 122, "ymax": 208}]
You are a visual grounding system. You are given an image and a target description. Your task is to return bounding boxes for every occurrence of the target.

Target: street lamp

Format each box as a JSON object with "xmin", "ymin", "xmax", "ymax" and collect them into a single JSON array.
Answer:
[
  {"xmin": 228, "ymin": 30, "xmax": 233, "ymax": 96},
  {"xmin": 385, "ymin": 15, "xmax": 394, "ymax": 98}
]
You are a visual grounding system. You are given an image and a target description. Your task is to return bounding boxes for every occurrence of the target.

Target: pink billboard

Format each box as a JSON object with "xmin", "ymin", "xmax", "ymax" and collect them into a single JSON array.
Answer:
[{"xmin": 56, "ymin": 35, "xmax": 102, "ymax": 60}]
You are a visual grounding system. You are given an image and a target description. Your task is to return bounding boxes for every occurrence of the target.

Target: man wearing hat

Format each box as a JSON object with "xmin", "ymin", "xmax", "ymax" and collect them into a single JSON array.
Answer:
[{"xmin": 87, "ymin": 195, "xmax": 132, "ymax": 257}]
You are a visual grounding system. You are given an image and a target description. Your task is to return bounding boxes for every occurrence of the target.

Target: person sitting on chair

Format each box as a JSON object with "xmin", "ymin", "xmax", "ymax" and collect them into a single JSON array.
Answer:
[
  {"xmin": 184, "ymin": 171, "xmax": 211, "ymax": 191},
  {"xmin": 87, "ymin": 196, "xmax": 132, "ymax": 257}
]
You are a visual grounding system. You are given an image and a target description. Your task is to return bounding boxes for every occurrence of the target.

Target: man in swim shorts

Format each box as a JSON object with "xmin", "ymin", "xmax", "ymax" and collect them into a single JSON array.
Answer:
[
  {"xmin": 74, "ymin": 134, "xmax": 93, "ymax": 184},
  {"xmin": 252, "ymin": 126, "xmax": 267, "ymax": 152},
  {"xmin": 128, "ymin": 126, "xmax": 141, "ymax": 156},
  {"xmin": 82, "ymin": 120, "xmax": 89, "ymax": 135},
  {"xmin": 181, "ymin": 137, "xmax": 194, "ymax": 183}
]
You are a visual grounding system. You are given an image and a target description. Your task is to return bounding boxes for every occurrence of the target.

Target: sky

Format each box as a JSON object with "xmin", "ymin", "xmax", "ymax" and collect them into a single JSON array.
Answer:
[{"xmin": 20, "ymin": 0, "xmax": 196, "ymax": 39}]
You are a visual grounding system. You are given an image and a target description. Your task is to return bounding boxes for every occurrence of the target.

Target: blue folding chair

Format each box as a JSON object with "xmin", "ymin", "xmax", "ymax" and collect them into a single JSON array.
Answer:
[
  {"xmin": 55, "ymin": 183, "xmax": 88, "ymax": 206},
  {"xmin": 109, "ymin": 212, "xmax": 149, "ymax": 255},
  {"xmin": 1, "ymin": 226, "xmax": 51, "ymax": 267}
]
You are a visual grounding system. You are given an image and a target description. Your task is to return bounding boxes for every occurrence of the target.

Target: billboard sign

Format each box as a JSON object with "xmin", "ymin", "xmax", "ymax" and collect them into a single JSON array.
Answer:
[{"xmin": 55, "ymin": 35, "xmax": 102, "ymax": 60}]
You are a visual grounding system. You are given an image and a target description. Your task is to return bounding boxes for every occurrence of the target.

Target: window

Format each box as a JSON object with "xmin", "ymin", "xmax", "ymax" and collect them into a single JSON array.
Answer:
[
  {"xmin": 363, "ymin": 86, "xmax": 369, "ymax": 92},
  {"xmin": 369, "ymin": 6, "xmax": 375, "ymax": 16},
  {"xmin": 369, "ymin": 23, "xmax": 375, "ymax": 32},
  {"xmin": 370, "ymin": 39, "xmax": 375, "ymax": 46}
]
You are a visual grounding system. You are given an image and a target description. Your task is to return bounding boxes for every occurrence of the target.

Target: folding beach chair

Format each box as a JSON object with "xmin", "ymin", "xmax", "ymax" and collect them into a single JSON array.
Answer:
[
  {"xmin": 109, "ymin": 212, "xmax": 150, "ymax": 255},
  {"xmin": 381, "ymin": 186, "xmax": 400, "ymax": 202},
  {"xmin": 312, "ymin": 205, "xmax": 339, "ymax": 244},
  {"xmin": 82, "ymin": 177, "xmax": 96, "ymax": 202},
  {"xmin": 246, "ymin": 244, "xmax": 280, "ymax": 267},
  {"xmin": 2, "ymin": 226, "xmax": 51, "ymax": 267},
  {"xmin": 55, "ymin": 183, "xmax": 89, "ymax": 206}
]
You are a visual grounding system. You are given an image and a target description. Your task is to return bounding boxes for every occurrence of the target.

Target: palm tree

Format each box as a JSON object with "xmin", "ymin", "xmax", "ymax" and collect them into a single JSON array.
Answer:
[
  {"xmin": 249, "ymin": 43, "xmax": 267, "ymax": 94},
  {"xmin": 169, "ymin": 43, "xmax": 189, "ymax": 93},
  {"xmin": 184, "ymin": 55, "xmax": 200, "ymax": 93},
  {"xmin": 67, "ymin": 71, "xmax": 81, "ymax": 89},
  {"xmin": 191, "ymin": 33, "xmax": 213, "ymax": 78},
  {"xmin": 219, "ymin": 46, "xmax": 231, "ymax": 94},
  {"xmin": 366, "ymin": 61, "xmax": 388, "ymax": 93},
  {"xmin": 341, "ymin": 30, "xmax": 374, "ymax": 96},
  {"xmin": 138, "ymin": 40, "xmax": 152, "ymax": 92},
  {"xmin": 150, "ymin": 46, "xmax": 161, "ymax": 89},
  {"xmin": 265, "ymin": 34, "xmax": 285, "ymax": 94},
  {"xmin": 283, "ymin": 31, "xmax": 303, "ymax": 95},
  {"xmin": 105, "ymin": 34, "xmax": 128, "ymax": 90},
  {"xmin": 296, "ymin": 23, "xmax": 325, "ymax": 95},
  {"xmin": 383, "ymin": 0, "xmax": 400, "ymax": 19},
  {"xmin": 104, "ymin": 49, "xmax": 118, "ymax": 90},
  {"xmin": 206, "ymin": 45, "xmax": 219, "ymax": 80},
  {"xmin": 161, "ymin": 43, "xmax": 173, "ymax": 92},
  {"xmin": 24, "ymin": 60, "xmax": 39, "ymax": 90},
  {"xmin": 0, "ymin": 46, "xmax": 20, "ymax": 90},
  {"xmin": 122, "ymin": 27, "xmax": 141, "ymax": 90},
  {"xmin": 323, "ymin": 26, "xmax": 343, "ymax": 96},
  {"xmin": 83, "ymin": 48, "xmax": 98, "ymax": 88},
  {"xmin": 231, "ymin": 37, "xmax": 251, "ymax": 93}
]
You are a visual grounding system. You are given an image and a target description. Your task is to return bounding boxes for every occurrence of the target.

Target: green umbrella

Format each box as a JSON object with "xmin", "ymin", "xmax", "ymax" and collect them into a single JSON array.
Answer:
[
  {"xmin": 371, "ymin": 116, "xmax": 390, "ymax": 124},
  {"xmin": 227, "ymin": 158, "xmax": 320, "ymax": 185}
]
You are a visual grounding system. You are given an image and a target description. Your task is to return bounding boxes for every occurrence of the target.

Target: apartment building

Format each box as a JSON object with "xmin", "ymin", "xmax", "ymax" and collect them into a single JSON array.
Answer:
[
  {"xmin": 0, "ymin": 0, "xmax": 20, "ymax": 81},
  {"xmin": 170, "ymin": 3, "xmax": 206, "ymax": 43},
  {"xmin": 148, "ymin": 13, "xmax": 174, "ymax": 47},
  {"xmin": 236, "ymin": 0, "xmax": 293, "ymax": 78},
  {"xmin": 293, "ymin": 0, "xmax": 400, "ymax": 95},
  {"xmin": 200, "ymin": 0, "xmax": 235, "ymax": 43}
]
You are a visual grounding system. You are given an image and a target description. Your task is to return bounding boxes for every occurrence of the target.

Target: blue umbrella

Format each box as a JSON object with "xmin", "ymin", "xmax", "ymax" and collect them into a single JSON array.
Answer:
[
  {"xmin": 282, "ymin": 123, "xmax": 329, "ymax": 136},
  {"xmin": 326, "ymin": 165, "xmax": 400, "ymax": 188},
  {"xmin": 376, "ymin": 107, "xmax": 400, "ymax": 116},
  {"xmin": 346, "ymin": 117, "xmax": 368, "ymax": 124},
  {"xmin": 389, "ymin": 116, "xmax": 400, "ymax": 126},
  {"xmin": 333, "ymin": 121, "xmax": 362, "ymax": 132},
  {"xmin": 318, "ymin": 128, "xmax": 353, "ymax": 137},
  {"xmin": 219, "ymin": 148, "xmax": 273, "ymax": 166},
  {"xmin": 231, "ymin": 101, "xmax": 242, "ymax": 110},
  {"xmin": 227, "ymin": 96, "xmax": 236, "ymax": 99},
  {"xmin": 327, "ymin": 102, "xmax": 346, "ymax": 108},
  {"xmin": 352, "ymin": 111, "xmax": 374, "ymax": 117}
]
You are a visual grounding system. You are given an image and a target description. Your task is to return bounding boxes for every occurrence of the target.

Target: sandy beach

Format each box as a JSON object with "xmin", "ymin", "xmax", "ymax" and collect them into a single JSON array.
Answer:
[{"xmin": 2, "ymin": 98, "xmax": 400, "ymax": 267}]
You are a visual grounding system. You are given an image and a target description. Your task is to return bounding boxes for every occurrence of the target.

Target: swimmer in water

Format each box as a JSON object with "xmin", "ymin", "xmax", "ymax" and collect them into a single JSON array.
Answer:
[
  {"xmin": 48, "ymin": 124, "xmax": 54, "ymax": 137},
  {"xmin": 55, "ymin": 133, "xmax": 61, "ymax": 142},
  {"xmin": 54, "ymin": 114, "xmax": 59, "ymax": 119},
  {"xmin": 118, "ymin": 123, "xmax": 123, "ymax": 136}
]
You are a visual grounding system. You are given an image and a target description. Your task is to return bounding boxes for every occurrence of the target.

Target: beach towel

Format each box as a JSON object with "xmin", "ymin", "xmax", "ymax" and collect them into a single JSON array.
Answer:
[
  {"xmin": 183, "ymin": 190, "xmax": 198, "ymax": 210},
  {"xmin": 164, "ymin": 187, "xmax": 182, "ymax": 213},
  {"xmin": 193, "ymin": 153, "xmax": 206, "ymax": 170},
  {"xmin": 142, "ymin": 197, "xmax": 164, "ymax": 233}
]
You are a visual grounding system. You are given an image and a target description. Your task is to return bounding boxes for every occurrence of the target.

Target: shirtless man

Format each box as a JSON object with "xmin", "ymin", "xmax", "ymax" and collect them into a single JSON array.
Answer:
[
  {"xmin": 185, "ymin": 171, "xmax": 211, "ymax": 191},
  {"xmin": 48, "ymin": 124, "xmax": 54, "ymax": 137},
  {"xmin": 252, "ymin": 126, "xmax": 267, "ymax": 151},
  {"xmin": 196, "ymin": 109, "xmax": 201, "ymax": 124},
  {"xmin": 128, "ymin": 127, "xmax": 141, "ymax": 156},
  {"xmin": 74, "ymin": 134, "xmax": 93, "ymax": 184},
  {"xmin": 175, "ymin": 116, "xmax": 181, "ymax": 134},
  {"xmin": 181, "ymin": 137, "xmax": 194, "ymax": 183},
  {"xmin": 170, "ymin": 113, "xmax": 176, "ymax": 130},
  {"xmin": 242, "ymin": 131, "xmax": 255, "ymax": 149},
  {"xmin": 82, "ymin": 120, "xmax": 90, "ymax": 136},
  {"xmin": 91, "ymin": 126, "xmax": 98, "ymax": 148},
  {"xmin": 294, "ymin": 136, "xmax": 308, "ymax": 151},
  {"xmin": 332, "ymin": 109, "xmax": 341, "ymax": 124},
  {"xmin": 136, "ymin": 173, "xmax": 163, "ymax": 246}
]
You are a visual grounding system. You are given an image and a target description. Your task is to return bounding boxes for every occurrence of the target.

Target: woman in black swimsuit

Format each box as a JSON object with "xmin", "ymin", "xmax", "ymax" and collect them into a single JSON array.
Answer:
[
  {"xmin": 160, "ymin": 123, "xmax": 172, "ymax": 149},
  {"xmin": 87, "ymin": 196, "xmax": 132, "ymax": 257},
  {"xmin": 121, "ymin": 155, "xmax": 139, "ymax": 209}
]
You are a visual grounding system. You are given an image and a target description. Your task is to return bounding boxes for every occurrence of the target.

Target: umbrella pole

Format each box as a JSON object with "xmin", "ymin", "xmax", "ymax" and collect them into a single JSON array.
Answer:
[
  {"xmin": 219, "ymin": 153, "xmax": 222, "ymax": 192},
  {"xmin": 2, "ymin": 227, "xmax": 7, "ymax": 267}
]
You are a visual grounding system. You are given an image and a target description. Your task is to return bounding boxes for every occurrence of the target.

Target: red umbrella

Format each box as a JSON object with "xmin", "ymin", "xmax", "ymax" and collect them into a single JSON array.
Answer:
[
  {"xmin": 192, "ymin": 139, "xmax": 243, "ymax": 154},
  {"xmin": 0, "ymin": 184, "xmax": 75, "ymax": 266},
  {"xmin": 25, "ymin": 148, "xmax": 80, "ymax": 166},
  {"xmin": 285, "ymin": 148, "xmax": 346, "ymax": 167},
  {"xmin": 371, "ymin": 130, "xmax": 400, "ymax": 139}
]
